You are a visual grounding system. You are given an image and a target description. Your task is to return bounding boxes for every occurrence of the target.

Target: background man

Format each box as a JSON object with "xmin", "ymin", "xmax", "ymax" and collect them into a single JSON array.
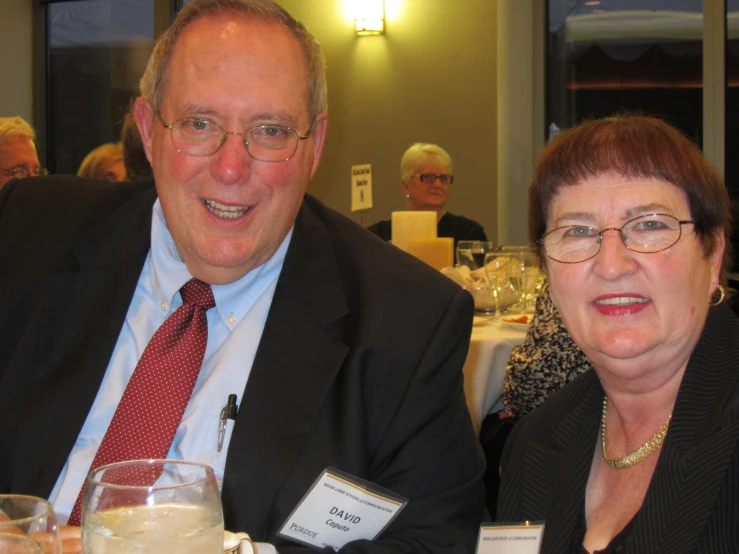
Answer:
[
  {"xmin": 0, "ymin": 116, "xmax": 44, "ymax": 188},
  {"xmin": 0, "ymin": 0, "xmax": 484, "ymax": 552}
]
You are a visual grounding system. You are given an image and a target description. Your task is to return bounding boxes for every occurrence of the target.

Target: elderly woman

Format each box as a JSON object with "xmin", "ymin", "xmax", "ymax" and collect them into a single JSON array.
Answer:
[
  {"xmin": 497, "ymin": 115, "xmax": 737, "ymax": 553},
  {"xmin": 76, "ymin": 142, "xmax": 127, "ymax": 181},
  {"xmin": 367, "ymin": 143, "xmax": 487, "ymax": 248}
]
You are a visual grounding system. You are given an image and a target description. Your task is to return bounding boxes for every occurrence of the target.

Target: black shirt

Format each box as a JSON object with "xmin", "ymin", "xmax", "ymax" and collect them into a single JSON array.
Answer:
[{"xmin": 367, "ymin": 212, "xmax": 487, "ymax": 250}]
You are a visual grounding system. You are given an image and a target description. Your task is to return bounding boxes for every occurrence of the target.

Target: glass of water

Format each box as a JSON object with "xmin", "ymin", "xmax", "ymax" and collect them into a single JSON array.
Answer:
[
  {"xmin": 81, "ymin": 460, "xmax": 224, "ymax": 554},
  {"xmin": 456, "ymin": 240, "xmax": 495, "ymax": 271},
  {"xmin": 0, "ymin": 495, "xmax": 61, "ymax": 554},
  {"xmin": 483, "ymin": 253, "xmax": 516, "ymax": 317}
]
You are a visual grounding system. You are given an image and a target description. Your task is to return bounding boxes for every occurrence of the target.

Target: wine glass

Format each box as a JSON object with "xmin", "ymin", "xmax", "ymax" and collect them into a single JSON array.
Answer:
[
  {"xmin": 483, "ymin": 253, "xmax": 514, "ymax": 317},
  {"xmin": 497, "ymin": 247, "xmax": 540, "ymax": 314},
  {"xmin": 515, "ymin": 252, "xmax": 543, "ymax": 312},
  {"xmin": 456, "ymin": 240, "xmax": 495, "ymax": 271},
  {"xmin": 0, "ymin": 495, "xmax": 61, "ymax": 554},
  {"xmin": 0, "ymin": 533, "xmax": 44, "ymax": 553},
  {"xmin": 81, "ymin": 460, "xmax": 224, "ymax": 554}
]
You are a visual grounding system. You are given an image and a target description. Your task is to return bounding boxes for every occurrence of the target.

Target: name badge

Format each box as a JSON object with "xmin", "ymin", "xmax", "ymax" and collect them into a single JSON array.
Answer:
[
  {"xmin": 278, "ymin": 468, "xmax": 407, "ymax": 551},
  {"xmin": 476, "ymin": 522, "xmax": 545, "ymax": 554}
]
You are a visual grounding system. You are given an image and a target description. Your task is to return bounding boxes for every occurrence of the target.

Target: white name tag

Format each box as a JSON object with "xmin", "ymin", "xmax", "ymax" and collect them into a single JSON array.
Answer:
[
  {"xmin": 476, "ymin": 523, "xmax": 545, "ymax": 554},
  {"xmin": 278, "ymin": 468, "xmax": 407, "ymax": 551}
]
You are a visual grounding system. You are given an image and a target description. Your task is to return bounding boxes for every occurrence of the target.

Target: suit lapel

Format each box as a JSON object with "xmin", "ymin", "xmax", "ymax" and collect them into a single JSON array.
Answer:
[
  {"xmin": 526, "ymin": 373, "xmax": 603, "ymax": 552},
  {"xmin": 514, "ymin": 306, "xmax": 739, "ymax": 553},
  {"xmin": 12, "ymin": 189, "xmax": 156, "ymax": 496},
  {"xmin": 221, "ymin": 199, "xmax": 349, "ymax": 536},
  {"xmin": 631, "ymin": 305, "xmax": 739, "ymax": 553}
]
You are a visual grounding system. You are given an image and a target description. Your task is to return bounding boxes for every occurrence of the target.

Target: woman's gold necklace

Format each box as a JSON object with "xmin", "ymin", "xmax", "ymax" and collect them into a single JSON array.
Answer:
[{"xmin": 601, "ymin": 397, "xmax": 671, "ymax": 469}]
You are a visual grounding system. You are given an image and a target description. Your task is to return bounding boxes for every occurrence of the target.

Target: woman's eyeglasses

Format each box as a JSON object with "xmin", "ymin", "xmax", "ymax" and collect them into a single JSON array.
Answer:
[
  {"xmin": 539, "ymin": 213, "xmax": 696, "ymax": 263},
  {"xmin": 415, "ymin": 173, "xmax": 454, "ymax": 185}
]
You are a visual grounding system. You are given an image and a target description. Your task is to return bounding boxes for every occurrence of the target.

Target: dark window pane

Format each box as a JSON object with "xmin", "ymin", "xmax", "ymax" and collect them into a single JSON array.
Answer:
[
  {"xmin": 47, "ymin": 0, "xmax": 154, "ymax": 174},
  {"xmin": 547, "ymin": 0, "xmax": 703, "ymax": 145}
]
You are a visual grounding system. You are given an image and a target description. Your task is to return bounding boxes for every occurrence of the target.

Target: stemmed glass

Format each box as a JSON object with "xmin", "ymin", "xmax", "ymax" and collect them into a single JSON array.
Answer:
[
  {"xmin": 0, "ymin": 495, "xmax": 62, "ymax": 554},
  {"xmin": 81, "ymin": 460, "xmax": 224, "ymax": 554},
  {"xmin": 519, "ymin": 252, "xmax": 544, "ymax": 311},
  {"xmin": 496, "ymin": 246, "xmax": 541, "ymax": 313},
  {"xmin": 0, "ymin": 534, "xmax": 45, "ymax": 553},
  {"xmin": 456, "ymin": 240, "xmax": 495, "ymax": 271},
  {"xmin": 483, "ymin": 253, "xmax": 514, "ymax": 317}
]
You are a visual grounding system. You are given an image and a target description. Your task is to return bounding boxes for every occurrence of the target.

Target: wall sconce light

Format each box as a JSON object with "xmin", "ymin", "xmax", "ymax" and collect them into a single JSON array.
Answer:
[{"xmin": 355, "ymin": 0, "xmax": 385, "ymax": 36}]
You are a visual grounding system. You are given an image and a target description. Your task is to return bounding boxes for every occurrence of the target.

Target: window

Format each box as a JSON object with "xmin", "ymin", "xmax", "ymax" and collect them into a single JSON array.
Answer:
[
  {"xmin": 40, "ymin": 0, "xmax": 160, "ymax": 174},
  {"xmin": 546, "ymin": 0, "xmax": 703, "ymax": 144}
]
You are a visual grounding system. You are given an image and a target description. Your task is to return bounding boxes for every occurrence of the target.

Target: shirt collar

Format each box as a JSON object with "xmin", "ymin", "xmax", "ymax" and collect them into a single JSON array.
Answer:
[{"xmin": 149, "ymin": 198, "xmax": 292, "ymax": 326}]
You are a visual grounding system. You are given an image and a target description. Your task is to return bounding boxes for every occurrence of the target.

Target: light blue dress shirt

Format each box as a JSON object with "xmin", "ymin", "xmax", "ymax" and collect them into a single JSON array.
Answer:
[{"xmin": 49, "ymin": 199, "xmax": 291, "ymax": 523}]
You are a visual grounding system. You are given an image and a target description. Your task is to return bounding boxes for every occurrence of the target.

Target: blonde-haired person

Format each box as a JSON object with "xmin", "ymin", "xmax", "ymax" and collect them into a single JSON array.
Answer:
[
  {"xmin": 77, "ymin": 143, "xmax": 126, "ymax": 181},
  {"xmin": 0, "ymin": 116, "xmax": 45, "ymax": 188},
  {"xmin": 368, "ymin": 143, "xmax": 487, "ymax": 248},
  {"xmin": 120, "ymin": 111, "xmax": 152, "ymax": 180}
]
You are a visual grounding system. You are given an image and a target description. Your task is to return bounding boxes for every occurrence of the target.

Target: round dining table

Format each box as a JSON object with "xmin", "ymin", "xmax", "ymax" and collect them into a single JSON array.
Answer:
[{"xmin": 463, "ymin": 317, "xmax": 528, "ymax": 435}]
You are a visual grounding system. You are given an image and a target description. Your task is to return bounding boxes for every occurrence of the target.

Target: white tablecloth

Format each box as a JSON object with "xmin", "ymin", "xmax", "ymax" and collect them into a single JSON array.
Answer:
[{"xmin": 463, "ymin": 318, "xmax": 527, "ymax": 435}]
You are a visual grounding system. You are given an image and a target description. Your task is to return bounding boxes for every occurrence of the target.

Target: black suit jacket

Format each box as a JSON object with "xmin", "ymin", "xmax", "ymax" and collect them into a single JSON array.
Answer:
[
  {"xmin": 0, "ymin": 177, "xmax": 485, "ymax": 553},
  {"xmin": 497, "ymin": 304, "xmax": 739, "ymax": 553}
]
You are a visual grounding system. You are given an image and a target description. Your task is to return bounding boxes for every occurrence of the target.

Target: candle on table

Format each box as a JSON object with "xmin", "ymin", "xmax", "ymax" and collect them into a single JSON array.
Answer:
[
  {"xmin": 391, "ymin": 211, "xmax": 437, "ymax": 252},
  {"xmin": 407, "ymin": 237, "xmax": 454, "ymax": 271}
]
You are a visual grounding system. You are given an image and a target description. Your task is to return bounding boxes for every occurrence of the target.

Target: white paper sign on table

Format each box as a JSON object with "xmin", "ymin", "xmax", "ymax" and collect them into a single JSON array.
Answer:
[
  {"xmin": 351, "ymin": 164, "xmax": 373, "ymax": 212},
  {"xmin": 278, "ymin": 468, "xmax": 406, "ymax": 551},
  {"xmin": 476, "ymin": 523, "xmax": 544, "ymax": 554}
]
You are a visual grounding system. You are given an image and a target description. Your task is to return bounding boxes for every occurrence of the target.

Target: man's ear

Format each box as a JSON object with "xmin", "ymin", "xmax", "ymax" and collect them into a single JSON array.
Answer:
[
  {"xmin": 134, "ymin": 97, "xmax": 156, "ymax": 164},
  {"xmin": 309, "ymin": 111, "xmax": 328, "ymax": 178}
]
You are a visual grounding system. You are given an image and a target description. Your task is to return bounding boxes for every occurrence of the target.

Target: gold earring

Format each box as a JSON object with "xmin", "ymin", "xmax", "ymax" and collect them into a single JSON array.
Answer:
[{"xmin": 709, "ymin": 284, "xmax": 725, "ymax": 306}]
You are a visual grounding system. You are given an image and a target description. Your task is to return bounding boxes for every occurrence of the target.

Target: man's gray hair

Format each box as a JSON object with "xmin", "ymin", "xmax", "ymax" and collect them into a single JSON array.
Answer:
[
  {"xmin": 401, "ymin": 143, "xmax": 453, "ymax": 181},
  {"xmin": 139, "ymin": 0, "xmax": 327, "ymax": 120},
  {"xmin": 0, "ymin": 116, "xmax": 36, "ymax": 145}
]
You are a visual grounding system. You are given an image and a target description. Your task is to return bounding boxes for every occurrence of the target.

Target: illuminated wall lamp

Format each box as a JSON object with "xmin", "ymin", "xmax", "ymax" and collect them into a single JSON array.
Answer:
[{"xmin": 355, "ymin": 0, "xmax": 385, "ymax": 36}]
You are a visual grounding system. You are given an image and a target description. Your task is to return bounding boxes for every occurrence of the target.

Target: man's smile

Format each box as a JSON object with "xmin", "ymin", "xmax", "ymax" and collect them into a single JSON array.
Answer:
[{"xmin": 204, "ymin": 199, "xmax": 250, "ymax": 219}]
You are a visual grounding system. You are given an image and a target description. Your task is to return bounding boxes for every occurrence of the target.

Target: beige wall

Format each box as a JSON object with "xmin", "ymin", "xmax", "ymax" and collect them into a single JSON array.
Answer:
[
  {"xmin": 0, "ymin": 0, "xmax": 503, "ymax": 242},
  {"xmin": 277, "ymin": 0, "xmax": 499, "ymax": 243},
  {"xmin": 0, "ymin": 0, "xmax": 34, "ymax": 123}
]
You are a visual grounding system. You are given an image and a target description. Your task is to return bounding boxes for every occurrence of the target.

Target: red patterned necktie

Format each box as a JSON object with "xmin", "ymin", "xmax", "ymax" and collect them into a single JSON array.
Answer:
[{"xmin": 67, "ymin": 278, "xmax": 216, "ymax": 526}]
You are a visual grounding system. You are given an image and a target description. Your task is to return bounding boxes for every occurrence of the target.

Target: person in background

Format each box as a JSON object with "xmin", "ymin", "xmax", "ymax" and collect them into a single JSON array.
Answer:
[
  {"xmin": 497, "ymin": 115, "xmax": 738, "ymax": 552},
  {"xmin": 76, "ymin": 142, "xmax": 126, "ymax": 181},
  {"xmin": 367, "ymin": 143, "xmax": 487, "ymax": 248},
  {"xmin": 120, "ymin": 110, "xmax": 152, "ymax": 180},
  {"xmin": 0, "ymin": 0, "xmax": 485, "ymax": 552},
  {"xmin": 0, "ymin": 116, "xmax": 45, "ymax": 189}
]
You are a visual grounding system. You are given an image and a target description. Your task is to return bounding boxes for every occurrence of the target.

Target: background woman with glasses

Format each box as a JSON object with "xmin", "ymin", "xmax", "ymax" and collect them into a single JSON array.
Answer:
[
  {"xmin": 367, "ymin": 142, "xmax": 487, "ymax": 248},
  {"xmin": 497, "ymin": 115, "xmax": 739, "ymax": 553}
]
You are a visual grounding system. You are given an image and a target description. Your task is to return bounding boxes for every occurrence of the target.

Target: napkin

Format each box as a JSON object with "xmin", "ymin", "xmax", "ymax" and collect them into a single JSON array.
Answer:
[
  {"xmin": 441, "ymin": 265, "xmax": 485, "ymax": 287},
  {"xmin": 441, "ymin": 263, "xmax": 518, "ymax": 309}
]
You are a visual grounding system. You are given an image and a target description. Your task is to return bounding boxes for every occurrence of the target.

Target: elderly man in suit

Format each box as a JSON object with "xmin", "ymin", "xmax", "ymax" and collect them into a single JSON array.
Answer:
[
  {"xmin": 0, "ymin": 116, "xmax": 44, "ymax": 189},
  {"xmin": 0, "ymin": 0, "xmax": 484, "ymax": 552}
]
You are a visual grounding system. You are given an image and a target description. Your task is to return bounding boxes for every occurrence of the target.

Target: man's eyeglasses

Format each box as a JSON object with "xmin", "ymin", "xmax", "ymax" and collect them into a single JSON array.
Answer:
[
  {"xmin": 415, "ymin": 173, "xmax": 454, "ymax": 185},
  {"xmin": 157, "ymin": 113, "xmax": 314, "ymax": 162},
  {"xmin": 0, "ymin": 166, "xmax": 48, "ymax": 180},
  {"xmin": 539, "ymin": 213, "xmax": 696, "ymax": 264}
]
